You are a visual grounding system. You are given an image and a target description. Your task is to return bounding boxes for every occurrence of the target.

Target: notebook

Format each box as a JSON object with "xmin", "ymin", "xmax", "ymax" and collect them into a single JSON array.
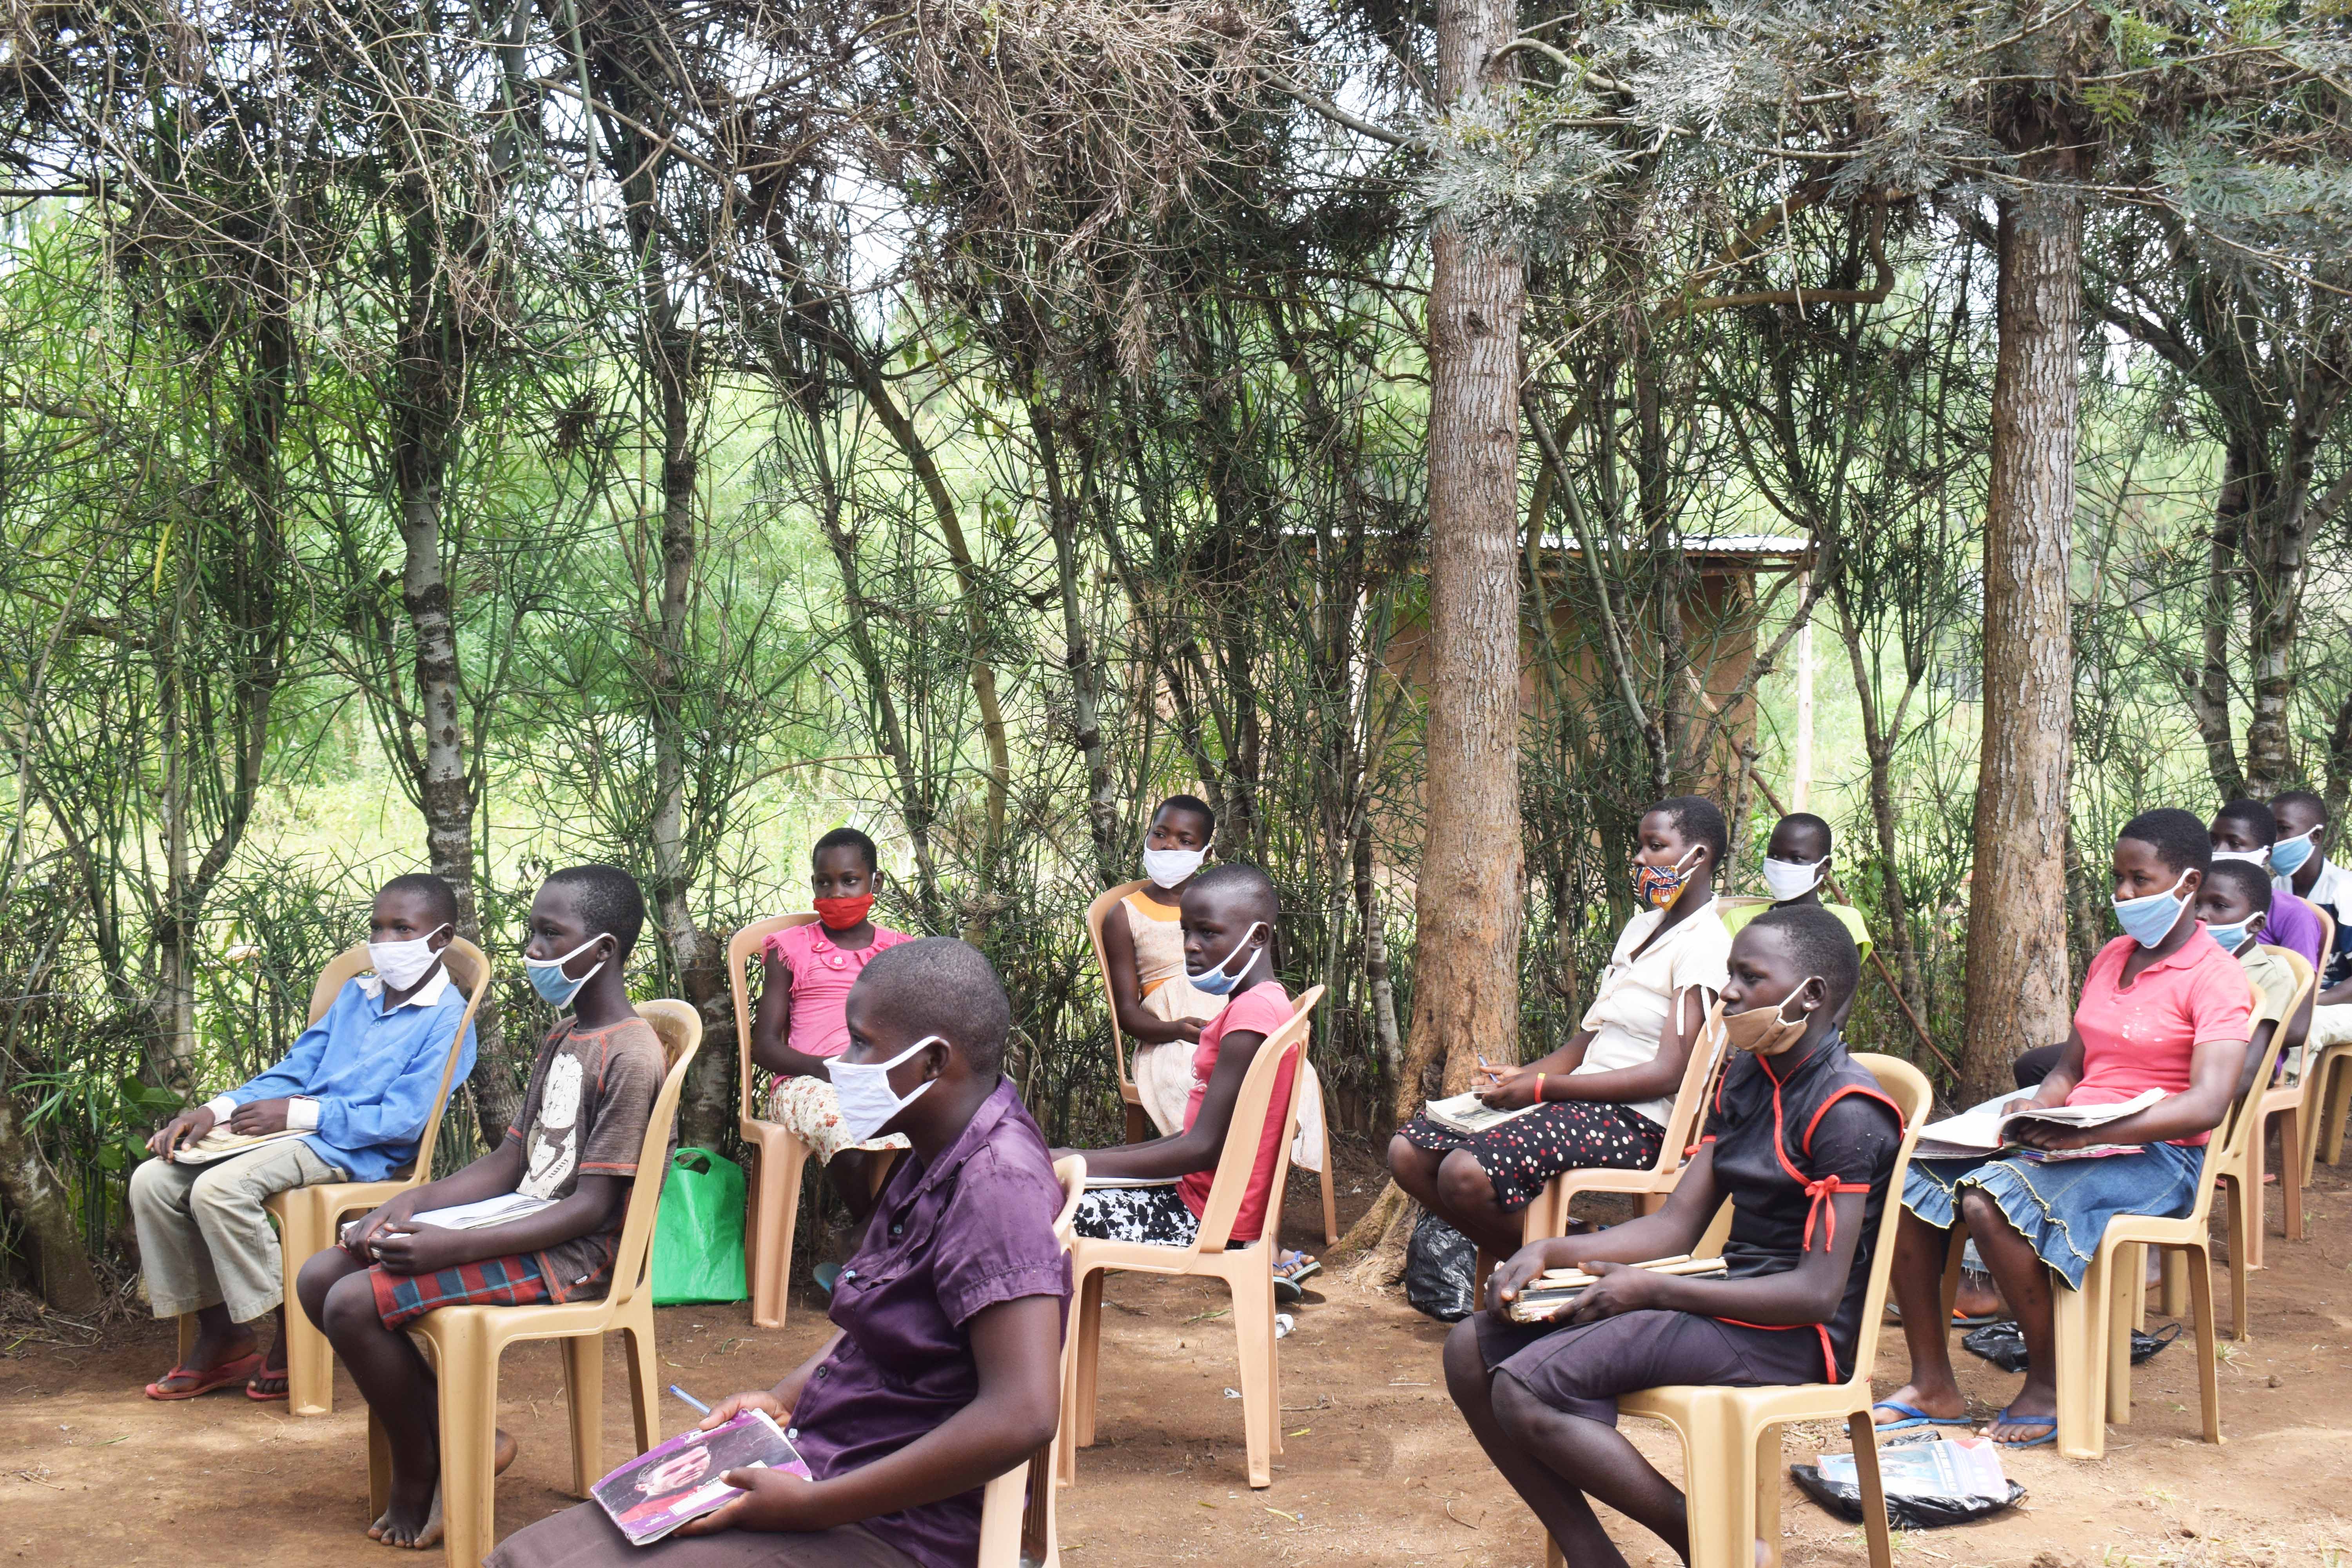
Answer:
[{"xmin": 169, "ymin": 1126, "xmax": 307, "ymax": 1165}]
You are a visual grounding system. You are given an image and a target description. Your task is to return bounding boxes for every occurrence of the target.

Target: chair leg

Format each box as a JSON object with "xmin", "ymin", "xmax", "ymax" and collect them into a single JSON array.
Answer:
[
  {"xmin": 619, "ymin": 1304, "xmax": 660, "ymax": 1456},
  {"xmin": 1845, "ymin": 1410, "xmax": 1893, "ymax": 1568},
  {"xmin": 367, "ymin": 1403, "xmax": 392, "ymax": 1519},
  {"xmin": 2279, "ymin": 1106, "xmax": 2306, "ymax": 1241},
  {"xmin": 2053, "ymin": 1259, "xmax": 2107, "ymax": 1461},
  {"xmin": 561, "ymin": 1334, "xmax": 606, "ymax": 1498},
  {"xmin": 1751, "ymin": 1417, "xmax": 1780, "ymax": 1548},
  {"xmin": 2160, "ymin": 1247, "xmax": 2188, "ymax": 1320},
  {"xmin": 1122, "ymin": 1102, "xmax": 1151, "ymax": 1145},
  {"xmin": 2323, "ymin": 1057, "xmax": 2352, "ymax": 1167},
  {"xmin": 1319, "ymin": 1158, "xmax": 1339, "ymax": 1249},
  {"xmin": 432, "ymin": 1318, "xmax": 503, "ymax": 1568},
  {"xmin": 2187, "ymin": 1245, "xmax": 2222, "ymax": 1445},
  {"xmin": 748, "ymin": 1139, "xmax": 808, "ymax": 1331},
  {"xmin": 2106, "ymin": 1252, "xmax": 2135, "ymax": 1426},
  {"xmin": 1681, "ymin": 1402, "xmax": 1748, "ymax": 1568},
  {"xmin": 271, "ymin": 1193, "xmax": 337, "ymax": 1416},
  {"xmin": 2226, "ymin": 1177, "xmax": 2252, "ymax": 1343},
  {"xmin": 2244, "ymin": 1127, "xmax": 2268, "ymax": 1269},
  {"xmin": 1230, "ymin": 1267, "xmax": 1278, "ymax": 1488}
]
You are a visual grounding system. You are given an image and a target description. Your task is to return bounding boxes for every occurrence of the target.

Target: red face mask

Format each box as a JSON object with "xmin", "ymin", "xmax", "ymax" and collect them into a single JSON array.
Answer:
[{"xmin": 815, "ymin": 894, "xmax": 874, "ymax": 931}]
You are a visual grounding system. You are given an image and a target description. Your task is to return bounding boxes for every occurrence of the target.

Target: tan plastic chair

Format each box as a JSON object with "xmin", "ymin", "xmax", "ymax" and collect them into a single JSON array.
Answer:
[
  {"xmin": 365, "ymin": 999, "xmax": 702, "ymax": 1568},
  {"xmin": 2223, "ymin": 946, "xmax": 2314, "ymax": 1290},
  {"xmin": 975, "ymin": 1154, "xmax": 1087, "ymax": 1568},
  {"xmin": 176, "ymin": 938, "xmax": 492, "ymax": 1417},
  {"xmin": 1061, "ymin": 986, "xmax": 1326, "ymax": 1490},
  {"xmin": 1545, "ymin": 1054, "xmax": 1928, "ymax": 1568},
  {"xmin": 2299, "ymin": 904, "xmax": 2352, "ymax": 1176},
  {"xmin": 1084, "ymin": 882, "xmax": 1336, "ymax": 1245},
  {"xmin": 728, "ymin": 912, "xmax": 821, "ymax": 1329}
]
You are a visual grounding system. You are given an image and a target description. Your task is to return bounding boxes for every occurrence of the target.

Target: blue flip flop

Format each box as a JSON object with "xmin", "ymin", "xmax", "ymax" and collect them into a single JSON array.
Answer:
[
  {"xmin": 812, "ymin": 1262, "xmax": 842, "ymax": 1297},
  {"xmin": 1870, "ymin": 1400, "xmax": 1973, "ymax": 1432},
  {"xmin": 1989, "ymin": 1406, "xmax": 2058, "ymax": 1448}
]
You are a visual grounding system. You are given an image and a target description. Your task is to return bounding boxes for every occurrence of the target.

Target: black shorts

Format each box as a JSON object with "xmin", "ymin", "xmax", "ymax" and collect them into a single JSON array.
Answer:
[{"xmin": 1473, "ymin": 1307, "xmax": 1828, "ymax": 1425}]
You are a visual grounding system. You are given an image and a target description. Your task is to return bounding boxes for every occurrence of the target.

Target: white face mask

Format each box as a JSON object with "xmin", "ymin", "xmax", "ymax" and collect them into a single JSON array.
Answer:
[
  {"xmin": 830, "ymin": 1034, "xmax": 942, "ymax": 1143},
  {"xmin": 1141, "ymin": 846, "xmax": 1207, "ymax": 889},
  {"xmin": 2210, "ymin": 847, "xmax": 2270, "ymax": 867},
  {"xmin": 369, "ymin": 924, "xmax": 450, "ymax": 992},
  {"xmin": 1759, "ymin": 855, "xmax": 1827, "ymax": 903}
]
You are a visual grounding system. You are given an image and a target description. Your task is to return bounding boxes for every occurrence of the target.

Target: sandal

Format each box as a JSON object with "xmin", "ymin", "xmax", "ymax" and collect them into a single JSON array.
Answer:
[
  {"xmin": 247, "ymin": 1365, "xmax": 290, "ymax": 1401},
  {"xmin": 145, "ymin": 1350, "xmax": 265, "ymax": 1401},
  {"xmin": 1870, "ymin": 1399, "xmax": 1972, "ymax": 1432},
  {"xmin": 1987, "ymin": 1406, "xmax": 2058, "ymax": 1448}
]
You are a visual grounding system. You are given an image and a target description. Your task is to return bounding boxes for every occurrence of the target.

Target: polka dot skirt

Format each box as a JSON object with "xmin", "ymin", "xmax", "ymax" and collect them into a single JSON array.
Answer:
[{"xmin": 1397, "ymin": 1101, "xmax": 1665, "ymax": 1211}]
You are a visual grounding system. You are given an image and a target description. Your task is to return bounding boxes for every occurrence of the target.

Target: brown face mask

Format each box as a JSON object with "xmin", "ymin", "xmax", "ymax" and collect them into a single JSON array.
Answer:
[{"xmin": 1720, "ymin": 978, "xmax": 1824, "ymax": 1057}]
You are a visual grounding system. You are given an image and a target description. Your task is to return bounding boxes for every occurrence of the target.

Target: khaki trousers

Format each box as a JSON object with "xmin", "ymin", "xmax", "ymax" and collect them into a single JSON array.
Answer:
[{"xmin": 129, "ymin": 1139, "xmax": 343, "ymax": 1323}]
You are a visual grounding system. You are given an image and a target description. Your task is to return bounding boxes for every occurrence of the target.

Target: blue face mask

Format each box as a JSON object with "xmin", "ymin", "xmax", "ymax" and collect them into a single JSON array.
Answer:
[
  {"xmin": 1189, "ymin": 921, "xmax": 1267, "ymax": 997},
  {"xmin": 2203, "ymin": 916, "xmax": 2258, "ymax": 953},
  {"xmin": 2271, "ymin": 826, "xmax": 2321, "ymax": 877},
  {"xmin": 2113, "ymin": 870, "xmax": 2192, "ymax": 949},
  {"xmin": 525, "ymin": 935, "xmax": 607, "ymax": 1009}
]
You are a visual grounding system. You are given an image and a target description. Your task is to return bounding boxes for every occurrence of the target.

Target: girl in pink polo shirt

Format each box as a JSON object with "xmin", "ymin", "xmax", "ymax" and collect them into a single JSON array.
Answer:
[
  {"xmin": 1875, "ymin": 809, "xmax": 2251, "ymax": 1448},
  {"xmin": 751, "ymin": 828, "xmax": 916, "ymax": 1270}
]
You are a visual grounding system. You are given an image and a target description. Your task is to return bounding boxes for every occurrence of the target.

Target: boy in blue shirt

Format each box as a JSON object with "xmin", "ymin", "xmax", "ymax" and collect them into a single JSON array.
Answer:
[{"xmin": 132, "ymin": 874, "xmax": 476, "ymax": 1402}]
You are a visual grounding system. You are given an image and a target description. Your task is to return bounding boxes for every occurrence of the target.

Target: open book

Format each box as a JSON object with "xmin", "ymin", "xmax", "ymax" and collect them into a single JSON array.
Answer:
[
  {"xmin": 1816, "ymin": 1433, "xmax": 2009, "ymax": 1504},
  {"xmin": 1912, "ymin": 1089, "xmax": 2165, "ymax": 1161},
  {"xmin": 1421, "ymin": 1090, "xmax": 1538, "ymax": 1138},
  {"xmin": 1506, "ymin": 1255, "xmax": 1730, "ymax": 1323},
  {"xmin": 591, "ymin": 1409, "xmax": 810, "ymax": 1545},
  {"xmin": 169, "ymin": 1126, "xmax": 307, "ymax": 1166}
]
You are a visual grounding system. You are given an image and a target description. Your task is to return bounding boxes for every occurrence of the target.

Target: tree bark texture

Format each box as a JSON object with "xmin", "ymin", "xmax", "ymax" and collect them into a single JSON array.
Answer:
[
  {"xmin": 1396, "ymin": 0, "xmax": 1526, "ymax": 1118},
  {"xmin": 1963, "ymin": 172, "xmax": 2082, "ymax": 1103}
]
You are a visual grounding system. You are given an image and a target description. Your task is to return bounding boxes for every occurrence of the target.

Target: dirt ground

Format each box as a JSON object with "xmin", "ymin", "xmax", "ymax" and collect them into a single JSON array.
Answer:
[{"xmin": 5, "ymin": 1149, "xmax": 2350, "ymax": 1568}]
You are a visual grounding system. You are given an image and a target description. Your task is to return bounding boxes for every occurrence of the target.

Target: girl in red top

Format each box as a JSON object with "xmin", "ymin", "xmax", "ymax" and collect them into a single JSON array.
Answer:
[
  {"xmin": 1877, "ymin": 809, "xmax": 2251, "ymax": 1447},
  {"xmin": 1056, "ymin": 865, "xmax": 1301, "ymax": 1252}
]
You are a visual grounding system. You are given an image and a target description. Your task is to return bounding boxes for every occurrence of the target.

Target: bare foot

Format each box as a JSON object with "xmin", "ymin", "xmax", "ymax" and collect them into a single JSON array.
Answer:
[
  {"xmin": 1985, "ymin": 1398, "xmax": 2057, "ymax": 1445},
  {"xmin": 1871, "ymin": 1381, "xmax": 1965, "ymax": 1426},
  {"xmin": 369, "ymin": 1432, "xmax": 514, "ymax": 1539},
  {"xmin": 373, "ymin": 1451, "xmax": 438, "ymax": 1548},
  {"xmin": 494, "ymin": 1428, "xmax": 518, "ymax": 1475},
  {"xmin": 1755, "ymin": 1538, "xmax": 1781, "ymax": 1568}
]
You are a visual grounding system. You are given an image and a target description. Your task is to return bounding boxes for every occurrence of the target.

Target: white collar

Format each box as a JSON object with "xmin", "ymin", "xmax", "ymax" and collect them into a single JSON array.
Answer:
[{"xmin": 357, "ymin": 965, "xmax": 453, "ymax": 1011}]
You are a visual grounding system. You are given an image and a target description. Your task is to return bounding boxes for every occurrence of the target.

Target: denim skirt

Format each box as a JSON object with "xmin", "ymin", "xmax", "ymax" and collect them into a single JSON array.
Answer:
[{"xmin": 1902, "ymin": 1140, "xmax": 2204, "ymax": 1290}]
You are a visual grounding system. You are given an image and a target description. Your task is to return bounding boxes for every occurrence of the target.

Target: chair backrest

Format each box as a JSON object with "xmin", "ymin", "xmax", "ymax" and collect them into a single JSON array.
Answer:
[
  {"xmin": 2181, "ymin": 973, "xmax": 2288, "ymax": 1228},
  {"xmin": 1646, "ymin": 998, "xmax": 1730, "ymax": 1177},
  {"xmin": 1083, "ymin": 879, "xmax": 1152, "ymax": 1090},
  {"xmin": 305, "ymin": 937, "xmax": 494, "ymax": 1180},
  {"xmin": 1189, "ymin": 986, "xmax": 1326, "ymax": 1254},
  {"xmin": 726, "ymin": 914, "xmax": 820, "ymax": 1125},
  {"xmin": 2262, "ymin": 944, "xmax": 2319, "ymax": 1063},
  {"xmin": 1839, "ymin": 1053, "xmax": 1932, "ymax": 1388},
  {"xmin": 607, "ymin": 999, "xmax": 704, "ymax": 1309}
]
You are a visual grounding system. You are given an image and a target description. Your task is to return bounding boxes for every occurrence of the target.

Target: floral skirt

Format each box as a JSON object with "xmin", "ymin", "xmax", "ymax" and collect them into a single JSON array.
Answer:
[
  {"xmin": 1069, "ymin": 1183, "xmax": 1201, "ymax": 1247},
  {"xmin": 762, "ymin": 1073, "xmax": 914, "ymax": 1164}
]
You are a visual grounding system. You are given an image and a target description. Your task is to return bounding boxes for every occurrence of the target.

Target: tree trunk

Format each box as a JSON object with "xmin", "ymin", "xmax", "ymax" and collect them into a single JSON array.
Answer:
[
  {"xmin": 1028, "ymin": 405, "xmax": 1118, "ymax": 884},
  {"xmin": 0, "ymin": 1084, "xmax": 103, "ymax": 1313},
  {"xmin": 2189, "ymin": 440, "xmax": 2249, "ymax": 799},
  {"xmin": 1962, "ymin": 167, "xmax": 2083, "ymax": 1104},
  {"xmin": 1395, "ymin": 0, "xmax": 1526, "ymax": 1116}
]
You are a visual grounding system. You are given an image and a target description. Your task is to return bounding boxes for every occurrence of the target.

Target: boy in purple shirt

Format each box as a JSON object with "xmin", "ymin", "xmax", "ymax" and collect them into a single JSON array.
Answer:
[
  {"xmin": 489, "ymin": 938, "xmax": 1070, "ymax": 1568},
  {"xmin": 2212, "ymin": 798, "xmax": 2327, "ymax": 968}
]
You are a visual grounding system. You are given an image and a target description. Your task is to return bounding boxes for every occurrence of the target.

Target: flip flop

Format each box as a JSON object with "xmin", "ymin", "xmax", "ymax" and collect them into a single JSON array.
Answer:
[
  {"xmin": 145, "ymin": 1350, "xmax": 265, "ymax": 1401},
  {"xmin": 1870, "ymin": 1400, "xmax": 1973, "ymax": 1432},
  {"xmin": 1988, "ymin": 1407, "xmax": 2058, "ymax": 1448},
  {"xmin": 812, "ymin": 1262, "xmax": 842, "ymax": 1298},
  {"xmin": 245, "ymin": 1367, "xmax": 290, "ymax": 1401},
  {"xmin": 1884, "ymin": 1304, "xmax": 2004, "ymax": 1327}
]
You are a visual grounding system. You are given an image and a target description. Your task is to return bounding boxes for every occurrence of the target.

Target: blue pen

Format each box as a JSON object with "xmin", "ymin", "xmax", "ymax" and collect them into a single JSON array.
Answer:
[{"xmin": 668, "ymin": 1384, "xmax": 710, "ymax": 1416}]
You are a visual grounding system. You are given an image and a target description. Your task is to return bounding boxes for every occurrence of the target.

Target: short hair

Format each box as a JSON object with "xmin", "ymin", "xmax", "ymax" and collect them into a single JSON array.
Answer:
[
  {"xmin": 2214, "ymin": 798, "xmax": 2277, "ymax": 846},
  {"xmin": 2117, "ymin": 808, "xmax": 2213, "ymax": 878},
  {"xmin": 1154, "ymin": 794, "xmax": 1216, "ymax": 840},
  {"xmin": 2274, "ymin": 789, "xmax": 2328, "ymax": 822},
  {"xmin": 2205, "ymin": 859, "xmax": 2273, "ymax": 913},
  {"xmin": 379, "ymin": 872, "xmax": 458, "ymax": 928},
  {"xmin": 858, "ymin": 938, "xmax": 1011, "ymax": 1073},
  {"xmin": 545, "ymin": 864, "xmax": 646, "ymax": 957},
  {"xmin": 1647, "ymin": 795, "xmax": 1728, "ymax": 869},
  {"xmin": 1747, "ymin": 904, "xmax": 1861, "ymax": 1011},
  {"xmin": 1776, "ymin": 812, "xmax": 1833, "ymax": 855},
  {"xmin": 1191, "ymin": 860, "xmax": 1277, "ymax": 911},
  {"xmin": 813, "ymin": 826, "xmax": 880, "ymax": 873}
]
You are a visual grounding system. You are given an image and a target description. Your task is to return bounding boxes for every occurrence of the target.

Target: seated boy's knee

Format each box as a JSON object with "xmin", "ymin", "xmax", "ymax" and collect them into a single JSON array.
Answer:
[
  {"xmin": 127, "ymin": 1156, "xmax": 180, "ymax": 1215},
  {"xmin": 1436, "ymin": 1150, "xmax": 1495, "ymax": 1212},
  {"xmin": 1441, "ymin": 1316, "xmax": 1488, "ymax": 1406},
  {"xmin": 1488, "ymin": 1369, "xmax": 1547, "ymax": 1443},
  {"xmin": 320, "ymin": 1270, "xmax": 381, "ymax": 1340},
  {"xmin": 295, "ymin": 1248, "xmax": 350, "ymax": 1321},
  {"xmin": 186, "ymin": 1163, "xmax": 262, "ymax": 1223},
  {"xmin": 1385, "ymin": 1133, "xmax": 1430, "ymax": 1183}
]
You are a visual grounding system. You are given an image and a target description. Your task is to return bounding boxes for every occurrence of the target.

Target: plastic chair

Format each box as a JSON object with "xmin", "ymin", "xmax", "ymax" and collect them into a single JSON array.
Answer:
[
  {"xmin": 1550, "ymin": 1054, "xmax": 1929, "ymax": 1568},
  {"xmin": 1061, "ymin": 986, "xmax": 1326, "ymax": 1490},
  {"xmin": 1084, "ymin": 883, "xmax": 1336, "ymax": 1245},
  {"xmin": 176, "ymin": 939, "xmax": 493, "ymax": 1417},
  {"xmin": 365, "ymin": 999, "xmax": 702, "ymax": 1568},
  {"xmin": 728, "ymin": 913, "xmax": 820, "ymax": 1329},
  {"xmin": 2224, "ymin": 946, "xmax": 2314, "ymax": 1289},
  {"xmin": 975, "ymin": 1154, "xmax": 1087, "ymax": 1568},
  {"xmin": 2299, "ymin": 905, "xmax": 2352, "ymax": 1177}
]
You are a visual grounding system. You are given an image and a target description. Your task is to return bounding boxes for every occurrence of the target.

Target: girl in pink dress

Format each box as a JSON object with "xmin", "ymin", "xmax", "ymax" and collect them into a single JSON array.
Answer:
[{"xmin": 750, "ymin": 828, "xmax": 916, "ymax": 1269}]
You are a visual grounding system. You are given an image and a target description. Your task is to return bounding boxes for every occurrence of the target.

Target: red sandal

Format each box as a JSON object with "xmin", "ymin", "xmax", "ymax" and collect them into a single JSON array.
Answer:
[{"xmin": 144, "ymin": 1350, "xmax": 264, "ymax": 1401}]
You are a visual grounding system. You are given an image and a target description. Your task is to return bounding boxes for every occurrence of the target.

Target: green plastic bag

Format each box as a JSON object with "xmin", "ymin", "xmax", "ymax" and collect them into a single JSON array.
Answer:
[{"xmin": 652, "ymin": 1147, "xmax": 748, "ymax": 1305}]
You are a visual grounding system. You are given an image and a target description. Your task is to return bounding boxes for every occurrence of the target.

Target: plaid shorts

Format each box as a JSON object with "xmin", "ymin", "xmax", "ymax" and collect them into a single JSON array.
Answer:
[{"xmin": 371, "ymin": 1254, "xmax": 549, "ymax": 1330}]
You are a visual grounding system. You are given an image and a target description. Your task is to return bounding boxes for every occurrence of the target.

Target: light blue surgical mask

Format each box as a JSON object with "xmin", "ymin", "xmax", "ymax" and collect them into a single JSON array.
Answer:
[
  {"xmin": 2270, "ymin": 825, "xmax": 2321, "ymax": 877},
  {"xmin": 1189, "ymin": 920, "xmax": 1267, "ymax": 998},
  {"xmin": 524, "ymin": 935, "xmax": 607, "ymax": 1009},
  {"xmin": 2113, "ymin": 870, "xmax": 2192, "ymax": 949},
  {"xmin": 2203, "ymin": 916, "xmax": 2258, "ymax": 953}
]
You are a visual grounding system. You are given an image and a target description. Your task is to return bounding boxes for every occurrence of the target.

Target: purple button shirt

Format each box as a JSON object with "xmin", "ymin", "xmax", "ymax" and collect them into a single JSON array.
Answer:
[
  {"xmin": 2264, "ymin": 890, "xmax": 2326, "ymax": 971},
  {"xmin": 787, "ymin": 1078, "xmax": 1071, "ymax": 1568}
]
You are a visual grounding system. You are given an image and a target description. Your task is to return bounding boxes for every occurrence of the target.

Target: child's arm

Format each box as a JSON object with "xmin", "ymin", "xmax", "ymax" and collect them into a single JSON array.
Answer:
[
  {"xmin": 1479, "ymin": 977, "xmax": 1712, "ymax": 1112},
  {"xmin": 1486, "ymin": 1143, "xmax": 1725, "ymax": 1310},
  {"xmin": 298, "ymin": 1012, "xmax": 472, "ymax": 1157},
  {"xmin": 1063, "ymin": 1024, "xmax": 1270, "ymax": 1180},
  {"xmin": 148, "ymin": 1008, "xmax": 339, "ymax": 1154},
  {"xmin": 1100, "ymin": 914, "xmax": 1203, "ymax": 1046},
  {"xmin": 367, "ymin": 1171, "xmax": 629, "ymax": 1276},
  {"xmin": 2012, "ymin": 1033, "xmax": 2243, "ymax": 1151},
  {"xmin": 748, "ymin": 948, "xmax": 832, "ymax": 1080},
  {"xmin": 345, "ymin": 1136, "xmax": 528, "ymax": 1253},
  {"xmin": 676, "ymin": 1296, "xmax": 1063, "ymax": 1539},
  {"xmin": 1470, "ymin": 1029, "xmax": 1597, "ymax": 1108},
  {"xmin": 2016, "ymin": 1027, "xmax": 2087, "ymax": 1111}
]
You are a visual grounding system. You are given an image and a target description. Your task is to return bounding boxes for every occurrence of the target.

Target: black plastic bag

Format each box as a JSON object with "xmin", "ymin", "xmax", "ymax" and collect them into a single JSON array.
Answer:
[
  {"xmin": 1405, "ymin": 1210, "xmax": 1479, "ymax": 1322},
  {"xmin": 1790, "ymin": 1464, "xmax": 2025, "ymax": 1529},
  {"xmin": 1961, "ymin": 1317, "xmax": 2180, "ymax": 1374}
]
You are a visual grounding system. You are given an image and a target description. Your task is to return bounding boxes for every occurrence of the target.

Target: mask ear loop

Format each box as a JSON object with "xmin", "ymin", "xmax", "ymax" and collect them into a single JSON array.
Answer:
[{"xmin": 1777, "ymin": 976, "xmax": 1826, "ymax": 1027}]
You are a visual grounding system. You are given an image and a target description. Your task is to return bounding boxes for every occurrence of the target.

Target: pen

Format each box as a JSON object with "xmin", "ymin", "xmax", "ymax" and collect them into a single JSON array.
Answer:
[{"xmin": 668, "ymin": 1384, "xmax": 710, "ymax": 1416}]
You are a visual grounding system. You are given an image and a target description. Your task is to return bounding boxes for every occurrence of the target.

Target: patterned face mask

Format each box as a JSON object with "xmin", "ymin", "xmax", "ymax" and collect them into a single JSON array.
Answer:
[{"xmin": 1631, "ymin": 846, "xmax": 1703, "ymax": 910}]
